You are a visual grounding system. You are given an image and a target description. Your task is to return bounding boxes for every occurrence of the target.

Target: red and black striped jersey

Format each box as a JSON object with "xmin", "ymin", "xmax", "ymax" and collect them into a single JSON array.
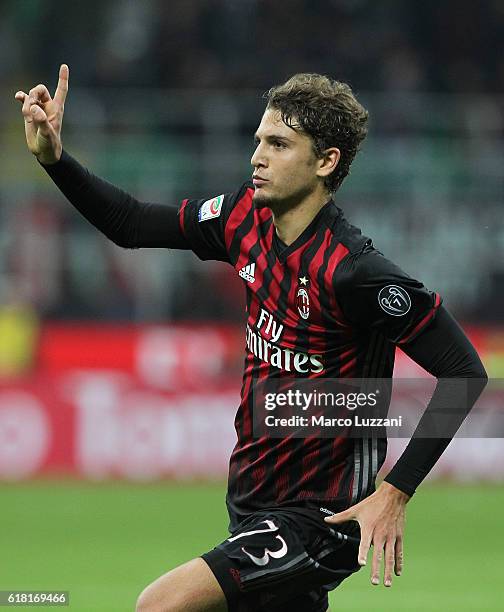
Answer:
[{"xmin": 179, "ymin": 182, "xmax": 442, "ymax": 529}]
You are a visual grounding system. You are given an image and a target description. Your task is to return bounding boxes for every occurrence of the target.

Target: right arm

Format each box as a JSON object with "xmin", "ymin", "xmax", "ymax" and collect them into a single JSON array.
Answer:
[
  {"xmin": 15, "ymin": 64, "xmax": 188, "ymax": 250},
  {"xmin": 39, "ymin": 151, "xmax": 188, "ymax": 249}
]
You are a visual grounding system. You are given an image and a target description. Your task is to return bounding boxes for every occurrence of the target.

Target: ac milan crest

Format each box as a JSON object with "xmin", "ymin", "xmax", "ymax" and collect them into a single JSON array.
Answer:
[{"xmin": 296, "ymin": 277, "xmax": 310, "ymax": 320}]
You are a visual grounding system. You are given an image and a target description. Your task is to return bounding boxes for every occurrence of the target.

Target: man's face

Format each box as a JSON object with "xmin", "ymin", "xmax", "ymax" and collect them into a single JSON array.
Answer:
[{"xmin": 250, "ymin": 108, "xmax": 322, "ymax": 210}]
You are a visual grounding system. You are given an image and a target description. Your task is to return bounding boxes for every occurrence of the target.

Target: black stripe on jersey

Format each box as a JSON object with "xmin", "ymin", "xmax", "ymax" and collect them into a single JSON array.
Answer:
[
  {"xmin": 253, "ymin": 219, "xmax": 276, "ymax": 306},
  {"xmin": 239, "ymin": 255, "xmax": 267, "ymax": 499},
  {"xmin": 264, "ymin": 257, "xmax": 294, "ymax": 503},
  {"xmin": 258, "ymin": 216, "xmax": 274, "ymax": 256},
  {"xmin": 231, "ymin": 352, "xmax": 253, "ymax": 502},
  {"xmin": 239, "ymin": 213, "xmax": 274, "ymax": 436},
  {"xmin": 232, "ymin": 217, "xmax": 276, "ymax": 507},
  {"xmin": 362, "ymin": 331, "xmax": 385, "ymax": 378},
  {"xmin": 228, "ymin": 200, "xmax": 256, "ymax": 266},
  {"xmin": 317, "ymin": 236, "xmax": 346, "ymax": 374},
  {"xmin": 238, "ymin": 282, "xmax": 256, "ymax": 456},
  {"xmin": 230, "ymin": 218, "xmax": 272, "ymax": 505},
  {"xmin": 274, "ymin": 227, "xmax": 329, "ymax": 503},
  {"xmin": 315, "ymin": 235, "xmax": 353, "ymax": 502},
  {"xmin": 252, "ymin": 251, "xmax": 294, "ymax": 504}
]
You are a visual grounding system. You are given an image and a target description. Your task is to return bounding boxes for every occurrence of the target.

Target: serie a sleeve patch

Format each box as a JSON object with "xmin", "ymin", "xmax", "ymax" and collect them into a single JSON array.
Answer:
[{"xmin": 198, "ymin": 194, "xmax": 224, "ymax": 222}]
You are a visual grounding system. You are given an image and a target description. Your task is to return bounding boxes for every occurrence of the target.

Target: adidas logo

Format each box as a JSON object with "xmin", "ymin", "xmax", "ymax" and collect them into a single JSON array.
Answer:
[{"xmin": 238, "ymin": 262, "xmax": 256, "ymax": 283}]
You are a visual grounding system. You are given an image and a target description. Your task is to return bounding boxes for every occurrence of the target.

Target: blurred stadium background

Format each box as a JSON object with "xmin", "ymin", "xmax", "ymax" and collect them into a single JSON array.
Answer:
[{"xmin": 1, "ymin": 1, "xmax": 503, "ymax": 610}]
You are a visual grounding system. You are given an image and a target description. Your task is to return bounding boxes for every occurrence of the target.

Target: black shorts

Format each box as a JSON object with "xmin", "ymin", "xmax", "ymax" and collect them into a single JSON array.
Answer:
[{"xmin": 201, "ymin": 507, "xmax": 361, "ymax": 612}]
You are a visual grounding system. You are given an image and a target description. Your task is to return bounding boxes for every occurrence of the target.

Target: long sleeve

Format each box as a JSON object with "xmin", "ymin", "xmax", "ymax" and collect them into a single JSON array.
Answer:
[
  {"xmin": 39, "ymin": 150, "xmax": 189, "ymax": 249},
  {"xmin": 383, "ymin": 306, "xmax": 488, "ymax": 496}
]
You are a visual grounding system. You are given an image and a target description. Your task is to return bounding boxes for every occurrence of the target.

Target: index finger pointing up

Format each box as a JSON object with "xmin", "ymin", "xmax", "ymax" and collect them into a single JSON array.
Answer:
[{"xmin": 54, "ymin": 64, "xmax": 69, "ymax": 106}]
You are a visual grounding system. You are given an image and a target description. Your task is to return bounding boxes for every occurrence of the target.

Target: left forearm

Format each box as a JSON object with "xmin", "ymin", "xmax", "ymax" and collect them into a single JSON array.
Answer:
[
  {"xmin": 385, "ymin": 438, "xmax": 458, "ymax": 497},
  {"xmin": 385, "ymin": 306, "xmax": 487, "ymax": 496}
]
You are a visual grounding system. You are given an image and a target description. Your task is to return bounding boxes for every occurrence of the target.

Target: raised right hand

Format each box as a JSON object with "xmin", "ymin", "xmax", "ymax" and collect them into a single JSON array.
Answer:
[{"xmin": 14, "ymin": 64, "xmax": 69, "ymax": 165}]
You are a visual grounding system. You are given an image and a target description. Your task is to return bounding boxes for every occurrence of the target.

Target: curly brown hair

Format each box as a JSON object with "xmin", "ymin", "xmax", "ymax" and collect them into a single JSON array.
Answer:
[{"xmin": 265, "ymin": 73, "xmax": 369, "ymax": 192}]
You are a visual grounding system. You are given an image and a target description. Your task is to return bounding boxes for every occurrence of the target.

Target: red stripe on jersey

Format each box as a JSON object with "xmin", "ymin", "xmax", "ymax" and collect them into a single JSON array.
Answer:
[
  {"xmin": 340, "ymin": 356, "xmax": 357, "ymax": 377},
  {"xmin": 252, "ymin": 461, "xmax": 267, "ymax": 496},
  {"xmin": 298, "ymin": 233, "xmax": 336, "ymax": 493},
  {"xmin": 224, "ymin": 188, "xmax": 255, "ymax": 253},
  {"xmin": 325, "ymin": 242, "xmax": 351, "ymax": 326},
  {"xmin": 240, "ymin": 354, "xmax": 255, "ymax": 441},
  {"xmin": 397, "ymin": 292, "xmax": 442, "ymax": 345},
  {"xmin": 339, "ymin": 347, "xmax": 358, "ymax": 378},
  {"xmin": 178, "ymin": 199, "xmax": 188, "ymax": 236},
  {"xmin": 235, "ymin": 277, "xmax": 280, "ymax": 491},
  {"xmin": 259, "ymin": 256, "xmax": 298, "ymax": 502},
  {"xmin": 268, "ymin": 234, "xmax": 328, "ymax": 501},
  {"xmin": 235, "ymin": 224, "xmax": 288, "ymax": 496},
  {"xmin": 232, "ymin": 291, "xmax": 262, "ymax": 491},
  {"xmin": 272, "ymin": 437, "xmax": 293, "ymax": 501},
  {"xmin": 274, "ymin": 233, "xmax": 320, "ymax": 347},
  {"xmin": 241, "ymin": 294, "xmax": 263, "ymax": 441},
  {"xmin": 304, "ymin": 229, "xmax": 332, "ymax": 331},
  {"xmin": 237, "ymin": 221, "xmax": 270, "ymax": 287},
  {"xmin": 301, "ymin": 230, "xmax": 337, "ymax": 328}
]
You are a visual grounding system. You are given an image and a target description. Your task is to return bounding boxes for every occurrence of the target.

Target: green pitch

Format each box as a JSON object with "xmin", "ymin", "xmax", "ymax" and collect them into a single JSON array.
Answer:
[{"xmin": 1, "ymin": 481, "xmax": 502, "ymax": 611}]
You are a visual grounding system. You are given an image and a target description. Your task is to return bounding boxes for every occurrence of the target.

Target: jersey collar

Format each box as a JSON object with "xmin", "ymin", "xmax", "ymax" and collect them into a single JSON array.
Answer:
[{"xmin": 272, "ymin": 199, "xmax": 336, "ymax": 262}]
